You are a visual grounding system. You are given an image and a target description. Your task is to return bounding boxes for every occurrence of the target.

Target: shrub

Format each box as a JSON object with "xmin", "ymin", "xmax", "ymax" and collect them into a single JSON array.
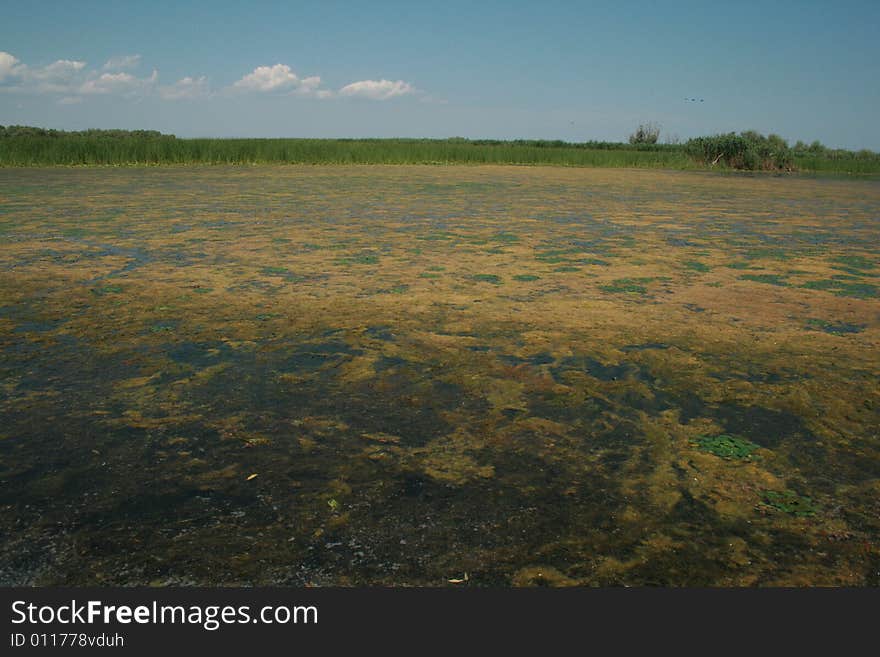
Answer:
[
  {"xmin": 685, "ymin": 131, "xmax": 793, "ymax": 171},
  {"xmin": 628, "ymin": 122, "xmax": 660, "ymax": 145}
]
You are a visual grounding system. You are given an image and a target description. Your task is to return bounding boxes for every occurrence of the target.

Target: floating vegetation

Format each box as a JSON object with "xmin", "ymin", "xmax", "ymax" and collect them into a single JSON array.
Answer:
[
  {"xmin": 801, "ymin": 279, "xmax": 878, "ymax": 298},
  {"xmin": 90, "ymin": 284, "xmax": 124, "ymax": 295},
  {"xmin": 804, "ymin": 318, "xmax": 864, "ymax": 335},
  {"xmin": 694, "ymin": 434, "xmax": 760, "ymax": 460},
  {"xmin": 760, "ymin": 490, "xmax": 818, "ymax": 517},
  {"xmin": 684, "ymin": 260, "xmax": 711, "ymax": 272},
  {"xmin": 1, "ymin": 165, "xmax": 877, "ymax": 587},
  {"xmin": 148, "ymin": 322, "xmax": 176, "ymax": 333},
  {"xmin": 599, "ymin": 277, "xmax": 654, "ymax": 294},
  {"xmin": 472, "ymin": 274, "xmax": 502, "ymax": 284},
  {"xmin": 377, "ymin": 283, "xmax": 410, "ymax": 294},
  {"xmin": 262, "ymin": 266, "xmax": 306, "ymax": 282},
  {"xmin": 831, "ymin": 255, "xmax": 875, "ymax": 270},
  {"xmin": 739, "ymin": 273, "xmax": 790, "ymax": 286},
  {"xmin": 338, "ymin": 253, "xmax": 380, "ymax": 265},
  {"xmin": 575, "ymin": 257, "xmax": 610, "ymax": 266},
  {"xmin": 493, "ymin": 232, "xmax": 520, "ymax": 243}
]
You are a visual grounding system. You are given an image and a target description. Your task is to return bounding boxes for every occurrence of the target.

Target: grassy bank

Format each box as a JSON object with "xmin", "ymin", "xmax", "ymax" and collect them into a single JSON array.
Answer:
[{"xmin": 1, "ymin": 130, "xmax": 878, "ymax": 174}]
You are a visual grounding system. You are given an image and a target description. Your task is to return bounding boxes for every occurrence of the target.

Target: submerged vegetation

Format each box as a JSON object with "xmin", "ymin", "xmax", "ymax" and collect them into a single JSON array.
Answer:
[{"xmin": 1, "ymin": 125, "xmax": 878, "ymax": 174}]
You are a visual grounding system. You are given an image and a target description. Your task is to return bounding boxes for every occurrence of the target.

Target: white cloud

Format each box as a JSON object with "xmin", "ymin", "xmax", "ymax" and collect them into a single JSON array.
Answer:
[
  {"xmin": 338, "ymin": 79, "xmax": 415, "ymax": 100},
  {"xmin": 233, "ymin": 64, "xmax": 299, "ymax": 92},
  {"xmin": 103, "ymin": 54, "xmax": 141, "ymax": 71},
  {"xmin": 0, "ymin": 53, "xmax": 86, "ymax": 93},
  {"xmin": 0, "ymin": 51, "xmax": 24, "ymax": 81},
  {"xmin": 159, "ymin": 76, "xmax": 210, "ymax": 100},
  {"xmin": 1, "ymin": 52, "xmax": 425, "ymax": 105},
  {"xmin": 230, "ymin": 64, "xmax": 326, "ymax": 96},
  {"xmin": 79, "ymin": 70, "xmax": 157, "ymax": 96},
  {"xmin": 26, "ymin": 59, "xmax": 87, "ymax": 93}
]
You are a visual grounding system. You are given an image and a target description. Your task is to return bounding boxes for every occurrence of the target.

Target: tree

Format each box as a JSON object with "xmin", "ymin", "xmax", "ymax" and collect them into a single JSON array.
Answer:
[{"xmin": 628, "ymin": 122, "xmax": 660, "ymax": 145}]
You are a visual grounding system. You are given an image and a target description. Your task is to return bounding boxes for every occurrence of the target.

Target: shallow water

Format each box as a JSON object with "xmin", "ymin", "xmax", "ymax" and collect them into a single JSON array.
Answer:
[{"xmin": 0, "ymin": 165, "xmax": 878, "ymax": 585}]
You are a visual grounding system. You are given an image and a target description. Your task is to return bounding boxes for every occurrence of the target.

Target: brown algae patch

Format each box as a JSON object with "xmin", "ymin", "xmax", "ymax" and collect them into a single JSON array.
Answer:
[{"xmin": 0, "ymin": 165, "xmax": 878, "ymax": 586}]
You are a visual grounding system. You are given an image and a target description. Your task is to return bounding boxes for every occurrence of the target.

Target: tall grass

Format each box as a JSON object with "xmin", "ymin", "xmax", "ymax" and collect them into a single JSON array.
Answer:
[
  {"xmin": 0, "ymin": 136, "xmax": 691, "ymax": 168},
  {"xmin": 1, "ymin": 134, "xmax": 878, "ymax": 174}
]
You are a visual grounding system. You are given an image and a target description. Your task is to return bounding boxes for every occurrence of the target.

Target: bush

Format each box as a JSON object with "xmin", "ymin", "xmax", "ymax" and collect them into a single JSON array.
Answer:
[
  {"xmin": 685, "ymin": 131, "xmax": 793, "ymax": 171},
  {"xmin": 628, "ymin": 122, "xmax": 660, "ymax": 145}
]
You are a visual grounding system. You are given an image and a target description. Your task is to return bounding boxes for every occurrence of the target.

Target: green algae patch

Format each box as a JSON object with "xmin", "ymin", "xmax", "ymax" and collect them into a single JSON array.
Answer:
[
  {"xmin": 739, "ymin": 273, "xmax": 789, "ymax": 286},
  {"xmin": 801, "ymin": 279, "xmax": 878, "ymax": 298},
  {"xmin": 513, "ymin": 274, "xmax": 540, "ymax": 281},
  {"xmin": 337, "ymin": 254, "xmax": 380, "ymax": 265},
  {"xmin": 831, "ymin": 255, "xmax": 875, "ymax": 270},
  {"xmin": 684, "ymin": 260, "xmax": 711, "ymax": 272},
  {"xmin": 804, "ymin": 318, "xmax": 864, "ymax": 335},
  {"xmin": 760, "ymin": 490, "xmax": 818, "ymax": 517},
  {"xmin": 599, "ymin": 278, "xmax": 655, "ymax": 294},
  {"xmin": 694, "ymin": 434, "xmax": 760, "ymax": 460},
  {"xmin": 472, "ymin": 274, "xmax": 502, "ymax": 284},
  {"xmin": 90, "ymin": 284, "xmax": 124, "ymax": 295}
]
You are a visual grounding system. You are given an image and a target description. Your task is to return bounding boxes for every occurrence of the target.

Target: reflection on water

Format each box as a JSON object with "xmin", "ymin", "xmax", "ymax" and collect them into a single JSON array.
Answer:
[{"xmin": 0, "ymin": 165, "xmax": 878, "ymax": 585}]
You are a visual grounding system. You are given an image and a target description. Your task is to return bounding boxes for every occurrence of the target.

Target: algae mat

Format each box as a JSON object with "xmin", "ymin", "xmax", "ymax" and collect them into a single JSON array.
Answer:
[{"xmin": 1, "ymin": 165, "xmax": 878, "ymax": 586}]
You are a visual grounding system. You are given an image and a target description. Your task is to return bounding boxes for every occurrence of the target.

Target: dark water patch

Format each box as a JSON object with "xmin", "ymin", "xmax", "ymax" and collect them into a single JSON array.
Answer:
[
  {"xmin": 553, "ymin": 356, "xmax": 652, "ymax": 383},
  {"xmin": 498, "ymin": 352, "xmax": 554, "ymax": 367},
  {"xmin": 528, "ymin": 392, "xmax": 609, "ymax": 424},
  {"xmin": 746, "ymin": 371, "xmax": 783, "ymax": 384},
  {"xmin": 626, "ymin": 491, "xmax": 753, "ymax": 585},
  {"xmin": 279, "ymin": 341, "xmax": 362, "ymax": 373},
  {"xmin": 12, "ymin": 320, "xmax": 64, "ymax": 333},
  {"xmin": 374, "ymin": 355, "xmax": 408, "ymax": 372},
  {"xmin": 654, "ymin": 389, "xmax": 708, "ymax": 424},
  {"xmin": 365, "ymin": 325, "xmax": 395, "ymax": 341},
  {"xmin": 620, "ymin": 342, "xmax": 670, "ymax": 352},
  {"xmin": 167, "ymin": 341, "xmax": 235, "ymax": 368},
  {"xmin": 710, "ymin": 403, "xmax": 810, "ymax": 448},
  {"xmin": 467, "ymin": 345, "xmax": 492, "ymax": 352}
]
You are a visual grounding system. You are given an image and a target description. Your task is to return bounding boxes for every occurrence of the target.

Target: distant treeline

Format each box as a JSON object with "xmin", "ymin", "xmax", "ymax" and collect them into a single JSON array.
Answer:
[
  {"xmin": 0, "ymin": 125, "xmax": 174, "ymax": 139},
  {"xmin": 1, "ymin": 125, "xmax": 878, "ymax": 174}
]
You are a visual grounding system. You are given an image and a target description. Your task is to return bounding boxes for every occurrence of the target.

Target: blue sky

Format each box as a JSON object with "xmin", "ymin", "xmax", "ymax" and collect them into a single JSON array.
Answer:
[{"xmin": 1, "ymin": 0, "xmax": 878, "ymax": 148}]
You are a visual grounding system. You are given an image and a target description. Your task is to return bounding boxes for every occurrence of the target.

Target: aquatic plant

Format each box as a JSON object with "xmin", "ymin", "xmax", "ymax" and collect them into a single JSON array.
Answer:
[
  {"xmin": 472, "ymin": 274, "xmax": 502, "ymax": 284},
  {"xmin": 694, "ymin": 434, "xmax": 760, "ymax": 460},
  {"xmin": 760, "ymin": 490, "xmax": 818, "ymax": 517},
  {"xmin": 739, "ymin": 273, "xmax": 789, "ymax": 286}
]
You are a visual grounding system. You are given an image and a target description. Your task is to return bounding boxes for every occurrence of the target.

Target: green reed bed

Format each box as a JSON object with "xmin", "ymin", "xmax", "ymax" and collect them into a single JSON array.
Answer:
[{"xmin": 2, "ymin": 133, "xmax": 879, "ymax": 174}]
